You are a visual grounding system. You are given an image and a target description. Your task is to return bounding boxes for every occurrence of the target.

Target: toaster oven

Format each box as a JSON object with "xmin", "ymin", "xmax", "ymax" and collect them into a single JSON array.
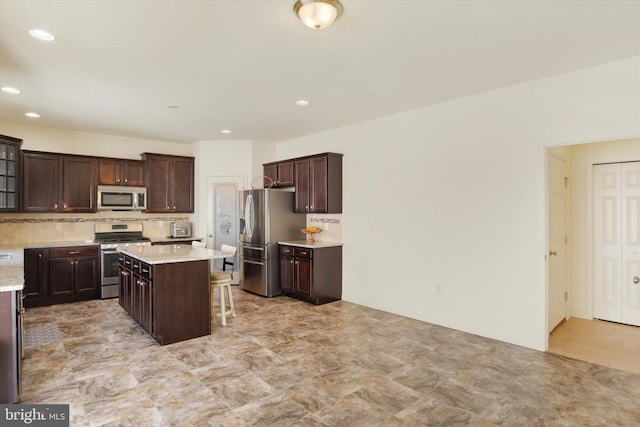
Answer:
[{"xmin": 169, "ymin": 222, "xmax": 192, "ymax": 238}]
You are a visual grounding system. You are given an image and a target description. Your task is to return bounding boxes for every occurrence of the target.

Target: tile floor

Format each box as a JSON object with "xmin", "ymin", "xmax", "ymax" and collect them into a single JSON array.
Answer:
[
  {"xmin": 548, "ymin": 317, "xmax": 640, "ymax": 375},
  {"xmin": 20, "ymin": 288, "xmax": 640, "ymax": 426}
]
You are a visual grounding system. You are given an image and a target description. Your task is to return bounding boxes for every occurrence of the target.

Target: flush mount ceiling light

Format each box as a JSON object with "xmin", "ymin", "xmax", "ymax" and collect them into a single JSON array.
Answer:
[
  {"xmin": 25, "ymin": 112, "xmax": 41, "ymax": 118},
  {"xmin": 296, "ymin": 100, "xmax": 309, "ymax": 106},
  {"xmin": 294, "ymin": 0, "xmax": 343, "ymax": 30},
  {"xmin": 29, "ymin": 29, "xmax": 56, "ymax": 41},
  {"xmin": 1, "ymin": 87, "xmax": 21, "ymax": 94},
  {"xmin": 220, "ymin": 129, "xmax": 232, "ymax": 134}
]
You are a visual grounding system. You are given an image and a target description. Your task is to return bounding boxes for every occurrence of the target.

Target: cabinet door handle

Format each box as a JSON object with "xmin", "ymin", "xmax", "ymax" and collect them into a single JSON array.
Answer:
[
  {"xmin": 69, "ymin": 251, "xmax": 80, "ymax": 255},
  {"xmin": 634, "ymin": 276, "xmax": 640, "ymax": 284},
  {"xmin": 142, "ymin": 268, "xmax": 149, "ymax": 273},
  {"xmin": 53, "ymin": 204, "xmax": 58, "ymax": 209},
  {"xmin": 122, "ymin": 272, "xmax": 129, "ymax": 276},
  {"xmin": 124, "ymin": 179, "xmax": 128, "ymax": 183},
  {"xmin": 38, "ymin": 253, "xmax": 42, "ymax": 259}
]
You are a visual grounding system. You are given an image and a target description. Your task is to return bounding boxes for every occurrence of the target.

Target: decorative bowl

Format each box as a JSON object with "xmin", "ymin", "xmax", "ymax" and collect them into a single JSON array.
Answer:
[{"xmin": 301, "ymin": 228, "xmax": 322, "ymax": 243}]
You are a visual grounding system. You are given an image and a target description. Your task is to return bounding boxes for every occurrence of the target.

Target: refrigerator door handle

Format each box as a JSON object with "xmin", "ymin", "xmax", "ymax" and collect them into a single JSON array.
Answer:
[
  {"xmin": 245, "ymin": 194, "xmax": 254, "ymax": 240},
  {"xmin": 242, "ymin": 259, "xmax": 264, "ymax": 266},
  {"xmin": 242, "ymin": 244, "xmax": 264, "ymax": 251}
]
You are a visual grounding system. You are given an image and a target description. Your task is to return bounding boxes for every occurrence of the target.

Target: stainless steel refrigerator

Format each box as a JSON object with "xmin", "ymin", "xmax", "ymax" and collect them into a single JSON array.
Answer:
[{"xmin": 239, "ymin": 189, "xmax": 306, "ymax": 297}]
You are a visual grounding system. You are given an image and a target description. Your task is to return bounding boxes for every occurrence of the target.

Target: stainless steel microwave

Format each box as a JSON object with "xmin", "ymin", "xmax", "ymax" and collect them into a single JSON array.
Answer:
[{"xmin": 97, "ymin": 185, "xmax": 147, "ymax": 211}]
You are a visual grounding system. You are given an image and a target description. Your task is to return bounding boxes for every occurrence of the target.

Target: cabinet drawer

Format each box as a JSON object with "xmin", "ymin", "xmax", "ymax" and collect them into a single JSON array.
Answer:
[
  {"xmin": 280, "ymin": 245, "xmax": 294, "ymax": 257},
  {"xmin": 294, "ymin": 247, "xmax": 312, "ymax": 259},
  {"xmin": 131, "ymin": 258, "xmax": 141, "ymax": 274},
  {"xmin": 140, "ymin": 262, "xmax": 152, "ymax": 280},
  {"xmin": 49, "ymin": 246, "xmax": 98, "ymax": 258}
]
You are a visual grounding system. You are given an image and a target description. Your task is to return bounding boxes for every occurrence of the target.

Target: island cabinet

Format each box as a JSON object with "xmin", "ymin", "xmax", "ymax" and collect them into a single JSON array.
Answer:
[
  {"xmin": 0, "ymin": 134, "xmax": 22, "ymax": 213},
  {"xmin": 294, "ymin": 153, "xmax": 342, "ymax": 213},
  {"xmin": 98, "ymin": 158, "xmax": 145, "ymax": 186},
  {"xmin": 22, "ymin": 151, "xmax": 98, "ymax": 213},
  {"xmin": 118, "ymin": 251, "xmax": 210, "ymax": 345},
  {"xmin": 142, "ymin": 153, "xmax": 194, "ymax": 213},
  {"xmin": 263, "ymin": 160, "xmax": 294, "ymax": 188},
  {"xmin": 280, "ymin": 244, "xmax": 342, "ymax": 305},
  {"xmin": 23, "ymin": 245, "xmax": 100, "ymax": 308}
]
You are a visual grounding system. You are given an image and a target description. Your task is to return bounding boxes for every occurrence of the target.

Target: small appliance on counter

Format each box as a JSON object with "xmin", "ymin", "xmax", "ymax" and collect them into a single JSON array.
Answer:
[{"xmin": 169, "ymin": 222, "xmax": 192, "ymax": 238}]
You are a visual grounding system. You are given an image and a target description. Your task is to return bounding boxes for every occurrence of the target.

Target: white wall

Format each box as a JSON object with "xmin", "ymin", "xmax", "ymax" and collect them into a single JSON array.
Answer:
[
  {"xmin": 568, "ymin": 138, "xmax": 640, "ymax": 320},
  {"xmin": 192, "ymin": 140, "xmax": 253, "ymax": 241},
  {"xmin": 274, "ymin": 56, "xmax": 640, "ymax": 351},
  {"xmin": 0, "ymin": 121, "xmax": 192, "ymax": 158}
]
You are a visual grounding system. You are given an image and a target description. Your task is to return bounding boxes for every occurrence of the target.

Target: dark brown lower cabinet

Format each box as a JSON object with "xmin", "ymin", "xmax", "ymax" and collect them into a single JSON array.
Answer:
[
  {"xmin": 23, "ymin": 246, "xmax": 99, "ymax": 308},
  {"xmin": 119, "ymin": 254, "xmax": 210, "ymax": 345},
  {"xmin": 280, "ymin": 244, "xmax": 342, "ymax": 305}
]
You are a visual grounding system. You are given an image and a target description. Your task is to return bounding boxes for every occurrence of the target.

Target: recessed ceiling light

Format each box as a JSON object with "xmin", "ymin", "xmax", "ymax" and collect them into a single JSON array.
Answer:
[
  {"xmin": 29, "ymin": 29, "xmax": 56, "ymax": 41},
  {"xmin": 221, "ymin": 129, "xmax": 232, "ymax": 134},
  {"xmin": 25, "ymin": 112, "xmax": 40, "ymax": 118},
  {"xmin": 296, "ymin": 100, "xmax": 310, "ymax": 106},
  {"xmin": 1, "ymin": 87, "xmax": 21, "ymax": 94}
]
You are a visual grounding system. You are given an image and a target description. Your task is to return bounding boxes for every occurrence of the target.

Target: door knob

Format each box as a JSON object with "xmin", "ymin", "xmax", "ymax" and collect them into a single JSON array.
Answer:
[
  {"xmin": 549, "ymin": 251, "xmax": 557, "ymax": 256},
  {"xmin": 634, "ymin": 276, "xmax": 640, "ymax": 284}
]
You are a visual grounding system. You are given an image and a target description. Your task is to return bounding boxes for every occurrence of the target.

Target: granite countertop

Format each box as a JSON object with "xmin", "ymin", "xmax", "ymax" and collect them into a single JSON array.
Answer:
[
  {"xmin": 0, "ymin": 245, "xmax": 25, "ymax": 292},
  {"xmin": 24, "ymin": 240, "xmax": 99, "ymax": 249},
  {"xmin": 119, "ymin": 244, "xmax": 220, "ymax": 265},
  {"xmin": 278, "ymin": 240, "xmax": 343, "ymax": 249},
  {"xmin": 150, "ymin": 237, "xmax": 204, "ymax": 244},
  {"xmin": 0, "ymin": 241, "xmax": 101, "ymax": 292}
]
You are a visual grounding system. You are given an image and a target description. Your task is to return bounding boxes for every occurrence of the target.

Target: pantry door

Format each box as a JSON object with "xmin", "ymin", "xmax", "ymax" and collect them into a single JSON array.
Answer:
[
  {"xmin": 594, "ymin": 162, "xmax": 640, "ymax": 326},
  {"xmin": 621, "ymin": 162, "xmax": 640, "ymax": 326},
  {"xmin": 548, "ymin": 154, "xmax": 568, "ymax": 332}
]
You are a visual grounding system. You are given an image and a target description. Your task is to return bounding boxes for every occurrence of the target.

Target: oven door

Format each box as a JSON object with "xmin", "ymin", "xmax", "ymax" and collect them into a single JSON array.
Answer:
[{"xmin": 101, "ymin": 250, "xmax": 121, "ymax": 298}]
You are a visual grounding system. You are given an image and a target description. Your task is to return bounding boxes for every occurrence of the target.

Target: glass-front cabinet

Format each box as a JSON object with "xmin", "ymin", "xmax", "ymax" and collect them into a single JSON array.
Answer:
[{"xmin": 0, "ymin": 135, "xmax": 22, "ymax": 212}]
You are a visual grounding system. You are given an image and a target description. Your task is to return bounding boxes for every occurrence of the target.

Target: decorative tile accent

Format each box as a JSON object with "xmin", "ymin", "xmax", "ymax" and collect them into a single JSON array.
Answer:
[{"xmin": 24, "ymin": 323, "xmax": 63, "ymax": 348}]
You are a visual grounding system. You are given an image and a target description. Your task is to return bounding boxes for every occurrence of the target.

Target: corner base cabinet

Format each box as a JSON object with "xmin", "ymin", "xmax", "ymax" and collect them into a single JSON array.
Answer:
[
  {"xmin": 119, "ymin": 254, "xmax": 210, "ymax": 345},
  {"xmin": 280, "ymin": 244, "xmax": 342, "ymax": 305}
]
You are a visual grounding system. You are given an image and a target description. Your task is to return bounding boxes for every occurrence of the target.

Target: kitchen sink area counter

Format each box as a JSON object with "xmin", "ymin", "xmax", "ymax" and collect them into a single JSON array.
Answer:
[{"xmin": 0, "ymin": 246, "xmax": 24, "ymax": 292}]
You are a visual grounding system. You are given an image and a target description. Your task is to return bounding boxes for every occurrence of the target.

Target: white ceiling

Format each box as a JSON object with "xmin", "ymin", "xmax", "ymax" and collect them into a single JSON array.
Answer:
[{"xmin": 1, "ymin": 0, "xmax": 639, "ymax": 144}]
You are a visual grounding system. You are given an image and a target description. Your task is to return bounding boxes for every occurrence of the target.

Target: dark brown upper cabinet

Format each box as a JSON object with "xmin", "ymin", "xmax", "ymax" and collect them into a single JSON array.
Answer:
[
  {"xmin": 98, "ymin": 158, "xmax": 145, "ymax": 186},
  {"xmin": 263, "ymin": 160, "xmax": 294, "ymax": 188},
  {"xmin": 142, "ymin": 153, "xmax": 194, "ymax": 213},
  {"xmin": 22, "ymin": 151, "xmax": 97, "ymax": 213},
  {"xmin": 294, "ymin": 153, "xmax": 342, "ymax": 214},
  {"xmin": 0, "ymin": 135, "xmax": 22, "ymax": 212}
]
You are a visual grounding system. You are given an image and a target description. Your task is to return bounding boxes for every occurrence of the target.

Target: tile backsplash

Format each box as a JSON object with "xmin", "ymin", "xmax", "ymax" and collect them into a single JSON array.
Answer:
[
  {"xmin": 306, "ymin": 214, "xmax": 342, "ymax": 243},
  {"xmin": 0, "ymin": 212, "xmax": 191, "ymax": 244}
]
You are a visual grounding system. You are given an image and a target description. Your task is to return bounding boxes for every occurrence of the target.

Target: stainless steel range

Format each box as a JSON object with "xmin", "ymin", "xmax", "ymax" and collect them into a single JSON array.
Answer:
[{"xmin": 94, "ymin": 222, "xmax": 151, "ymax": 299}]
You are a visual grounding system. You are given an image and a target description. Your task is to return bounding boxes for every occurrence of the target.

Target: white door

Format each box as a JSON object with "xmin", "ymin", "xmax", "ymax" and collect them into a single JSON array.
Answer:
[
  {"xmin": 594, "ymin": 162, "xmax": 640, "ymax": 326},
  {"xmin": 621, "ymin": 162, "xmax": 640, "ymax": 325},
  {"xmin": 548, "ymin": 154, "xmax": 568, "ymax": 332},
  {"xmin": 207, "ymin": 176, "xmax": 244, "ymax": 281}
]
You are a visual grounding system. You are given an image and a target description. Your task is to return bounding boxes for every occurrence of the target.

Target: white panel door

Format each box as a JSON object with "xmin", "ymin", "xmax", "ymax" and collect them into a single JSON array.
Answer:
[
  {"xmin": 548, "ymin": 154, "xmax": 568, "ymax": 332},
  {"xmin": 594, "ymin": 164, "xmax": 622, "ymax": 322},
  {"xmin": 621, "ymin": 162, "xmax": 640, "ymax": 325},
  {"xmin": 594, "ymin": 161, "xmax": 640, "ymax": 327}
]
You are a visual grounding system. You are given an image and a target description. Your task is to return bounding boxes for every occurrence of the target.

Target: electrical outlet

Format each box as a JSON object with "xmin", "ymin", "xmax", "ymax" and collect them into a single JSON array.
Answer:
[{"xmin": 55, "ymin": 223, "xmax": 62, "ymax": 231}]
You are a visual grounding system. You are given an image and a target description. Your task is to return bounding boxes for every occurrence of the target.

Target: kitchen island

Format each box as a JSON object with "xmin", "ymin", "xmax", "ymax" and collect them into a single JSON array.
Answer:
[{"xmin": 118, "ymin": 244, "xmax": 219, "ymax": 345}]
